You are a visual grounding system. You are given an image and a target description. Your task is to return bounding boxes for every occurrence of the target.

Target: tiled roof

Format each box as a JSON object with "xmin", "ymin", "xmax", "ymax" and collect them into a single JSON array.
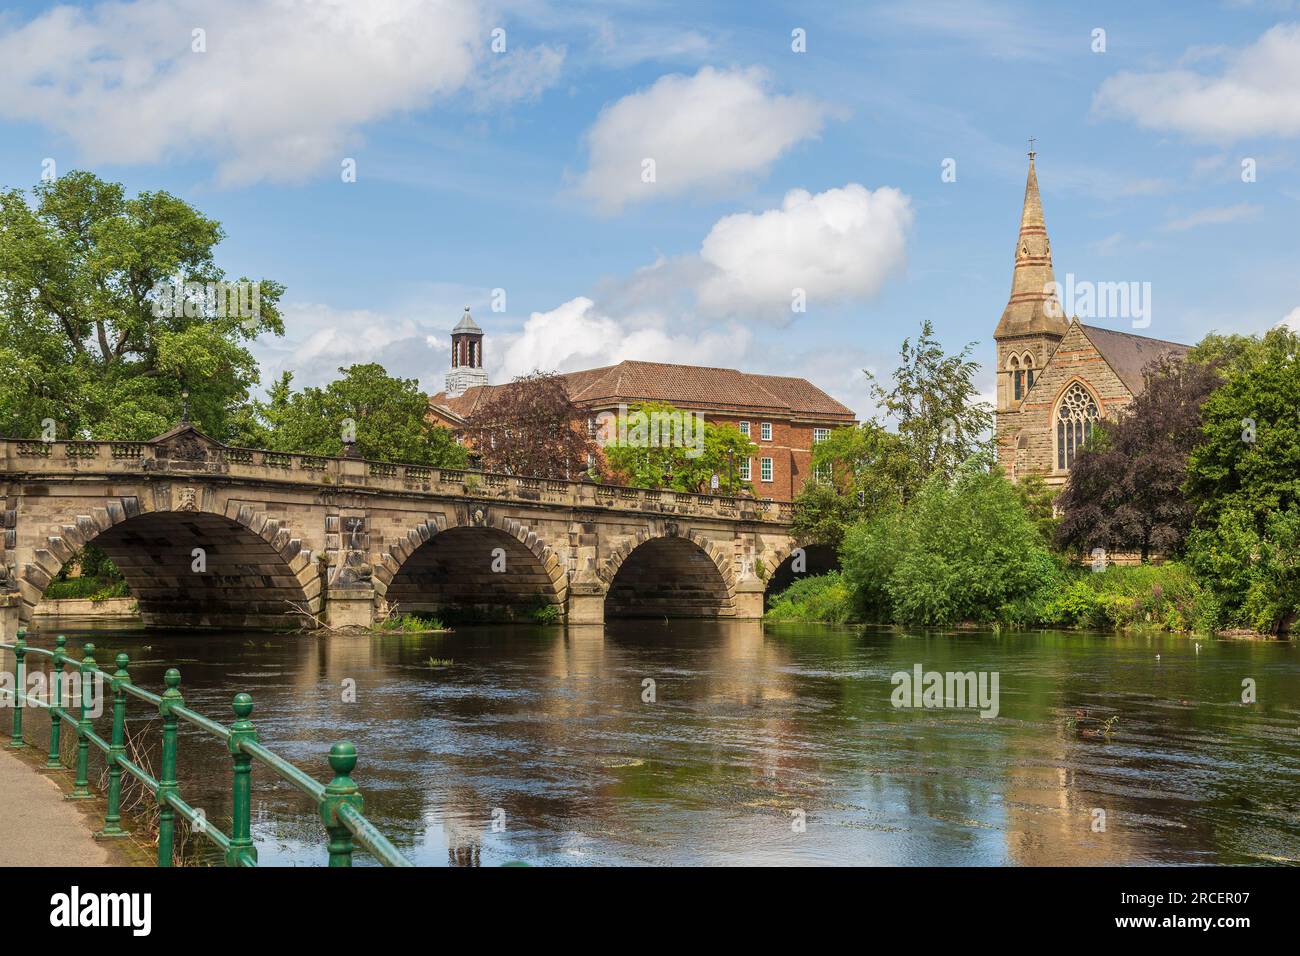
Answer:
[
  {"xmin": 429, "ymin": 360, "xmax": 856, "ymax": 422},
  {"xmin": 1078, "ymin": 324, "xmax": 1191, "ymax": 395}
]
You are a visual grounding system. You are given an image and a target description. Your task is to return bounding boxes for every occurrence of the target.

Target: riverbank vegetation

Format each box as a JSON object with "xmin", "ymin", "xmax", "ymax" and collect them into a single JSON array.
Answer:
[{"xmin": 776, "ymin": 322, "xmax": 1300, "ymax": 637}]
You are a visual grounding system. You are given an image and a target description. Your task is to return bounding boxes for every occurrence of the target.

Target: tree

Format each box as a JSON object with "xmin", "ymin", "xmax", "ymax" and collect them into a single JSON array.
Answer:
[
  {"xmin": 1183, "ymin": 326, "xmax": 1300, "ymax": 631},
  {"xmin": 599, "ymin": 401, "xmax": 757, "ymax": 494},
  {"xmin": 840, "ymin": 456, "xmax": 1059, "ymax": 625},
  {"xmin": 1185, "ymin": 325, "xmax": 1300, "ymax": 535},
  {"xmin": 0, "ymin": 171, "xmax": 283, "ymax": 442},
  {"xmin": 1054, "ymin": 354, "xmax": 1221, "ymax": 561},
  {"xmin": 791, "ymin": 423, "xmax": 909, "ymax": 549},
  {"xmin": 867, "ymin": 319, "xmax": 993, "ymax": 497},
  {"xmin": 241, "ymin": 364, "xmax": 466, "ymax": 466},
  {"xmin": 466, "ymin": 372, "xmax": 595, "ymax": 479}
]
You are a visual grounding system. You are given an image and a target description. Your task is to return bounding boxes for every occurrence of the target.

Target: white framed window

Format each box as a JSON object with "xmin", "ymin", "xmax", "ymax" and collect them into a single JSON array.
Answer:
[
  {"xmin": 760, "ymin": 457, "xmax": 773, "ymax": 482},
  {"xmin": 739, "ymin": 457, "xmax": 751, "ymax": 481},
  {"xmin": 814, "ymin": 462, "xmax": 831, "ymax": 484},
  {"xmin": 738, "ymin": 421, "xmax": 750, "ymax": 437},
  {"xmin": 760, "ymin": 422, "xmax": 773, "ymax": 441},
  {"xmin": 813, "ymin": 427, "xmax": 830, "ymax": 444}
]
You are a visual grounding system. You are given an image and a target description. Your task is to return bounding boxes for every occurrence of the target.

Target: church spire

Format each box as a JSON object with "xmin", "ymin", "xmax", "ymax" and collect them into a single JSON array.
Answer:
[{"xmin": 994, "ymin": 145, "xmax": 1069, "ymax": 340}]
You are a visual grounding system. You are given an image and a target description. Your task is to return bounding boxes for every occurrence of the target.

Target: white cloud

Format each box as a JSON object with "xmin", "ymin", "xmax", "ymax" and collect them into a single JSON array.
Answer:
[
  {"xmin": 1282, "ymin": 306, "xmax": 1300, "ymax": 330},
  {"xmin": 492, "ymin": 296, "xmax": 751, "ymax": 379},
  {"xmin": 0, "ymin": 0, "xmax": 562, "ymax": 185},
  {"xmin": 696, "ymin": 184, "xmax": 912, "ymax": 319},
  {"xmin": 1092, "ymin": 23, "xmax": 1300, "ymax": 141},
  {"xmin": 576, "ymin": 66, "xmax": 830, "ymax": 212},
  {"xmin": 1160, "ymin": 203, "xmax": 1261, "ymax": 232}
]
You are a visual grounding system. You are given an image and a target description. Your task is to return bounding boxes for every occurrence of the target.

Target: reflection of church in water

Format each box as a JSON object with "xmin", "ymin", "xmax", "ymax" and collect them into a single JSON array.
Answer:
[{"xmin": 993, "ymin": 149, "xmax": 1188, "ymax": 487}]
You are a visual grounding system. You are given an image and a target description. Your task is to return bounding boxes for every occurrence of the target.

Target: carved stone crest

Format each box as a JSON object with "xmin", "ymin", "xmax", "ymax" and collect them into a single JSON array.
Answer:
[{"xmin": 470, "ymin": 507, "xmax": 487, "ymax": 527}]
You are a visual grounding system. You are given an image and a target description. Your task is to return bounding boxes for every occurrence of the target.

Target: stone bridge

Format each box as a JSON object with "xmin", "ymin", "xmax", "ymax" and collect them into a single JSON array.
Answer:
[{"xmin": 0, "ymin": 426, "xmax": 808, "ymax": 638}]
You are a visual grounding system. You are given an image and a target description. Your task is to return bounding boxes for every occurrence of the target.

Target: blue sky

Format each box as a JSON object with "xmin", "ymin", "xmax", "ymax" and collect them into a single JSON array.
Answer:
[{"xmin": 1, "ymin": 0, "xmax": 1298, "ymax": 417}]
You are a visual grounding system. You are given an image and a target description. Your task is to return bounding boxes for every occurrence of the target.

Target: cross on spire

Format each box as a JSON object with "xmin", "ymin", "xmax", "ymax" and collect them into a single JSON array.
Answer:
[{"xmin": 1028, "ymin": 136, "xmax": 1037, "ymax": 159}]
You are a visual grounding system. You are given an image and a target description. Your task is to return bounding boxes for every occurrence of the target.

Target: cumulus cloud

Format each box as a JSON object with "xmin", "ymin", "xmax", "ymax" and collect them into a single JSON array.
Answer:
[
  {"xmin": 0, "ymin": 0, "xmax": 562, "ymax": 185},
  {"xmin": 492, "ymin": 297, "xmax": 751, "ymax": 379},
  {"xmin": 1282, "ymin": 306, "xmax": 1300, "ymax": 330},
  {"xmin": 1092, "ymin": 23, "xmax": 1300, "ymax": 140},
  {"xmin": 695, "ymin": 184, "xmax": 912, "ymax": 319},
  {"xmin": 576, "ymin": 66, "xmax": 830, "ymax": 212}
]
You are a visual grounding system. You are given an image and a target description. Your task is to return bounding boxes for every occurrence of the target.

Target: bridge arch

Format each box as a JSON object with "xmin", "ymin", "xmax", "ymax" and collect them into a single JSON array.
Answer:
[
  {"xmin": 763, "ymin": 542, "xmax": 840, "ymax": 607},
  {"xmin": 600, "ymin": 527, "xmax": 736, "ymax": 619},
  {"xmin": 20, "ymin": 495, "xmax": 320, "ymax": 628},
  {"xmin": 377, "ymin": 513, "xmax": 567, "ymax": 622}
]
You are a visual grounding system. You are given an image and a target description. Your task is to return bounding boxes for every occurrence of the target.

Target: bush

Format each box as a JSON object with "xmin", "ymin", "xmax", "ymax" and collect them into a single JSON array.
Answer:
[
  {"xmin": 840, "ymin": 459, "xmax": 1059, "ymax": 626},
  {"xmin": 765, "ymin": 571, "xmax": 857, "ymax": 624},
  {"xmin": 1039, "ymin": 562, "xmax": 1207, "ymax": 632}
]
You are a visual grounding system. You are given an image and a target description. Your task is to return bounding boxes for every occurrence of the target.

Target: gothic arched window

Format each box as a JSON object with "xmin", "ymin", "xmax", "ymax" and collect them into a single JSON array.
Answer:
[
  {"xmin": 1023, "ymin": 353, "xmax": 1035, "ymax": 391},
  {"xmin": 1056, "ymin": 382, "xmax": 1099, "ymax": 470},
  {"xmin": 1010, "ymin": 355, "xmax": 1023, "ymax": 401}
]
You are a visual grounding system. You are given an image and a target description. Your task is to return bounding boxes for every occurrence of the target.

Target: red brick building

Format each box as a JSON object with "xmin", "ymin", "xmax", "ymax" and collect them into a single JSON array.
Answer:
[{"xmin": 428, "ymin": 342, "xmax": 856, "ymax": 500}]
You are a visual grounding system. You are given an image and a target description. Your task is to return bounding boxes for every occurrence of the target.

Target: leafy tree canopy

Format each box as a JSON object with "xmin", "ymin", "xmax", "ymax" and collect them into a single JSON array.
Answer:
[
  {"xmin": 0, "ymin": 171, "xmax": 284, "ymax": 442},
  {"xmin": 600, "ymin": 401, "xmax": 757, "ymax": 494},
  {"xmin": 465, "ymin": 371, "xmax": 595, "ymax": 479},
  {"xmin": 240, "ymin": 364, "xmax": 466, "ymax": 466},
  {"xmin": 1055, "ymin": 355, "xmax": 1221, "ymax": 561},
  {"xmin": 867, "ymin": 318, "xmax": 993, "ymax": 497}
]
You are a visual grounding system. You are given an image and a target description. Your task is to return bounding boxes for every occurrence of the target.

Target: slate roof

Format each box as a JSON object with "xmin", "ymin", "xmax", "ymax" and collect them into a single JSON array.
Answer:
[{"xmin": 1078, "ymin": 324, "xmax": 1191, "ymax": 395}]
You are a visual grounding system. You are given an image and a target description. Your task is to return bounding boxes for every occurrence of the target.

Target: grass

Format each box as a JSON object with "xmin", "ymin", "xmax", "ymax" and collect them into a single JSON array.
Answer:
[
  {"xmin": 765, "ymin": 571, "xmax": 858, "ymax": 624},
  {"xmin": 374, "ymin": 613, "xmax": 447, "ymax": 633},
  {"xmin": 42, "ymin": 577, "xmax": 132, "ymax": 602}
]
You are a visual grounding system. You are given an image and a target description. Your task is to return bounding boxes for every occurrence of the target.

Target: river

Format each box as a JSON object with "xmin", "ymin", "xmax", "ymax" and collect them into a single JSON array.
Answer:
[{"xmin": 12, "ymin": 619, "xmax": 1300, "ymax": 866}]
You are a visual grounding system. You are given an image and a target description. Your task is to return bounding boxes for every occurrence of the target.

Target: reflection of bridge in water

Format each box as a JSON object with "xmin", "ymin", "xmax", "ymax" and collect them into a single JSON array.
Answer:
[{"xmin": 0, "ymin": 425, "xmax": 818, "ymax": 636}]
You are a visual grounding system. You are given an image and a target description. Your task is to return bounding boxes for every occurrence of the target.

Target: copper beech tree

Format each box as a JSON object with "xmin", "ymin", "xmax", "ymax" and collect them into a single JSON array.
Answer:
[{"xmin": 465, "ymin": 371, "xmax": 598, "ymax": 479}]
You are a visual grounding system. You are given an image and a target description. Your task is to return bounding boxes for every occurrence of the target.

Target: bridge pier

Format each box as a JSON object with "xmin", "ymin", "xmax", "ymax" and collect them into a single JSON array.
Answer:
[
  {"xmin": 566, "ymin": 583, "xmax": 607, "ymax": 626},
  {"xmin": 0, "ymin": 595, "xmax": 19, "ymax": 642},
  {"xmin": 325, "ymin": 589, "xmax": 376, "ymax": 630},
  {"xmin": 732, "ymin": 579, "xmax": 765, "ymax": 620}
]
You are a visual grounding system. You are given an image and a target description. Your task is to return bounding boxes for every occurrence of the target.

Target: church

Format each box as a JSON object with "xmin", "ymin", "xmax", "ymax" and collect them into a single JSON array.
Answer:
[{"xmin": 994, "ymin": 150, "xmax": 1190, "ymax": 486}]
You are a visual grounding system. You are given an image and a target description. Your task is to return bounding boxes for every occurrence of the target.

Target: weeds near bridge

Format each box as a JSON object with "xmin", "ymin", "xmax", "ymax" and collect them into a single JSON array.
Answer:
[{"xmin": 97, "ymin": 717, "xmax": 206, "ymax": 865}]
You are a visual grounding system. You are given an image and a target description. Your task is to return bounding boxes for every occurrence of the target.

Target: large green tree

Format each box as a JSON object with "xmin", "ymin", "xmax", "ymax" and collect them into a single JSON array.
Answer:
[
  {"xmin": 867, "ymin": 319, "xmax": 993, "ymax": 497},
  {"xmin": 1183, "ymin": 326, "xmax": 1300, "ymax": 631},
  {"xmin": 241, "ymin": 364, "xmax": 466, "ymax": 466},
  {"xmin": 0, "ymin": 171, "xmax": 283, "ymax": 441}
]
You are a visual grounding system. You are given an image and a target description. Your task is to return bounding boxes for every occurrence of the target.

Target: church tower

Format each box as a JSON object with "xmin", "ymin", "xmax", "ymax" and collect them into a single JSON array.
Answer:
[
  {"xmin": 994, "ymin": 146, "xmax": 1069, "ymax": 414},
  {"xmin": 444, "ymin": 306, "xmax": 488, "ymax": 398}
]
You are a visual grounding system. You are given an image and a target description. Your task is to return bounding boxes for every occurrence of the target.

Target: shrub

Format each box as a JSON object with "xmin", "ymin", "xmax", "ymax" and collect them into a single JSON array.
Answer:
[
  {"xmin": 840, "ymin": 460, "xmax": 1059, "ymax": 626},
  {"xmin": 765, "ymin": 571, "xmax": 856, "ymax": 624}
]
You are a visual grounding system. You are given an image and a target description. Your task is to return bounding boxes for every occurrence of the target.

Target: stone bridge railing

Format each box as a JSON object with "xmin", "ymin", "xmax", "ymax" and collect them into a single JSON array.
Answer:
[{"xmin": 0, "ymin": 437, "xmax": 796, "ymax": 525}]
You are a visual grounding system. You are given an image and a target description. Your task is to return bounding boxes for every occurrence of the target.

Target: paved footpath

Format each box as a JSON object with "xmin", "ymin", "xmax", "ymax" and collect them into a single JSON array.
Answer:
[{"xmin": 0, "ymin": 747, "xmax": 108, "ymax": 866}]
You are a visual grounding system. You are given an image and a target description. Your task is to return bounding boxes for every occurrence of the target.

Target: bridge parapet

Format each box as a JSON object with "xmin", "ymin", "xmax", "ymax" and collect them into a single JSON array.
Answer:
[{"xmin": 0, "ymin": 435, "xmax": 795, "ymax": 523}]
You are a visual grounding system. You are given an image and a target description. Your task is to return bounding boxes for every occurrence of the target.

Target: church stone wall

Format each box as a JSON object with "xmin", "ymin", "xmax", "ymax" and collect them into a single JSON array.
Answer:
[{"xmin": 997, "ymin": 322, "xmax": 1134, "ymax": 486}]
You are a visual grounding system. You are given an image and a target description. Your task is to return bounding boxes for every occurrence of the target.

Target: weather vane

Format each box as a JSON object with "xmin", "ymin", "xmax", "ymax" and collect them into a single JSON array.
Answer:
[{"xmin": 1028, "ymin": 136, "xmax": 1037, "ymax": 158}]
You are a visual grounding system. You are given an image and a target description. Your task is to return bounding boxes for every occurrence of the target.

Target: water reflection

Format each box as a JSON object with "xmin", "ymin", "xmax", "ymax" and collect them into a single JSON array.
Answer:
[{"xmin": 9, "ymin": 619, "xmax": 1299, "ymax": 866}]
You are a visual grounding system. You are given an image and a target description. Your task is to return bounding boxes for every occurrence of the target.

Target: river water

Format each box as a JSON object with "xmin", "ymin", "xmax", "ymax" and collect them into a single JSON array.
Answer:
[{"xmin": 12, "ymin": 620, "xmax": 1300, "ymax": 866}]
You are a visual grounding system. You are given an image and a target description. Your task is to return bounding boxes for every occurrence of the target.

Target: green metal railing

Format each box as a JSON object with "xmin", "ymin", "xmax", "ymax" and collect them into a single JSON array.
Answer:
[{"xmin": 0, "ymin": 630, "xmax": 413, "ymax": 867}]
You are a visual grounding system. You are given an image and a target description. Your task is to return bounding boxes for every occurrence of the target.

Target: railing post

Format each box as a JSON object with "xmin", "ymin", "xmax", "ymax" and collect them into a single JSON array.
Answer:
[
  {"xmin": 6, "ymin": 629, "xmax": 26, "ymax": 749},
  {"xmin": 319, "ymin": 741, "xmax": 364, "ymax": 867},
  {"xmin": 66, "ymin": 643, "xmax": 96, "ymax": 800},
  {"xmin": 226, "ymin": 693, "xmax": 258, "ymax": 867},
  {"xmin": 45, "ymin": 635, "xmax": 66, "ymax": 769},
  {"xmin": 156, "ymin": 668, "xmax": 182, "ymax": 867},
  {"xmin": 98, "ymin": 653, "xmax": 130, "ymax": 838}
]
